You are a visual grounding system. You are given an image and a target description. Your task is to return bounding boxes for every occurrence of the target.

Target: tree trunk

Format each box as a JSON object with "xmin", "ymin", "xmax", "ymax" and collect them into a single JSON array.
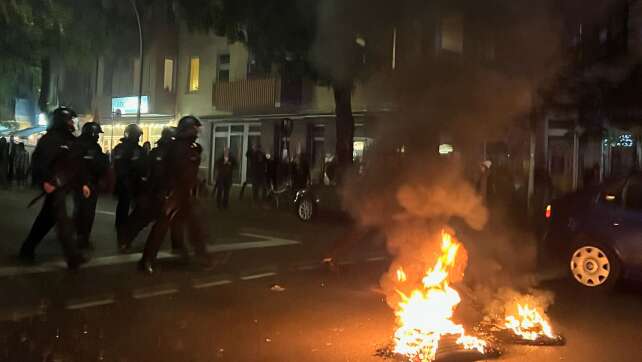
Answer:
[
  {"xmin": 38, "ymin": 57, "xmax": 50, "ymax": 111},
  {"xmin": 333, "ymin": 82, "xmax": 354, "ymax": 181}
]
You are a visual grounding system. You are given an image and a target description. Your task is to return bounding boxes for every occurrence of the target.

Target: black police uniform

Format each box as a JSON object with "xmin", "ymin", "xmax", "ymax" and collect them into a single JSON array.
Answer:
[
  {"xmin": 112, "ymin": 137, "xmax": 147, "ymax": 245},
  {"xmin": 72, "ymin": 130, "xmax": 109, "ymax": 248},
  {"xmin": 19, "ymin": 110, "xmax": 86, "ymax": 269},
  {"xmin": 140, "ymin": 132, "xmax": 207, "ymax": 272},
  {"xmin": 120, "ymin": 135, "xmax": 184, "ymax": 251}
]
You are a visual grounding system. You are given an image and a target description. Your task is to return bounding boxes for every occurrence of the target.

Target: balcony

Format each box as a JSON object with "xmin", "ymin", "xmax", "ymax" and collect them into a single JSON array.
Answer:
[{"xmin": 213, "ymin": 78, "xmax": 282, "ymax": 113}]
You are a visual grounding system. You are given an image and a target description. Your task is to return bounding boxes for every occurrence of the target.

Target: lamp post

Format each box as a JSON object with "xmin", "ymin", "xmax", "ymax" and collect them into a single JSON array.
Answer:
[{"xmin": 129, "ymin": 0, "xmax": 144, "ymax": 124}]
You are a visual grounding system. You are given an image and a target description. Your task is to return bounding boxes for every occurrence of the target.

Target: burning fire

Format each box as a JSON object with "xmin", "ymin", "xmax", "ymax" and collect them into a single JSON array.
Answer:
[
  {"xmin": 393, "ymin": 231, "xmax": 487, "ymax": 361},
  {"xmin": 504, "ymin": 304, "xmax": 555, "ymax": 341}
]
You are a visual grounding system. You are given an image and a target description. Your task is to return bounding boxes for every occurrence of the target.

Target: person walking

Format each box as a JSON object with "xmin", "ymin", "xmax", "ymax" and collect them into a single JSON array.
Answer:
[
  {"xmin": 138, "ymin": 116, "xmax": 211, "ymax": 274},
  {"xmin": 0, "ymin": 138, "xmax": 8, "ymax": 188},
  {"xmin": 250, "ymin": 145, "xmax": 267, "ymax": 204},
  {"xmin": 7, "ymin": 135, "xmax": 16, "ymax": 182},
  {"xmin": 119, "ymin": 127, "xmax": 184, "ymax": 253},
  {"xmin": 19, "ymin": 107, "xmax": 89, "ymax": 270},
  {"xmin": 14, "ymin": 143, "xmax": 30, "ymax": 188},
  {"xmin": 72, "ymin": 122, "xmax": 109, "ymax": 250},
  {"xmin": 112, "ymin": 124, "xmax": 148, "ymax": 250},
  {"xmin": 292, "ymin": 152, "xmax": 311, "ymax": 191},
  {"xmin": 215, "ymin": 148, "xmax": 236, "ymax": 210},
  {"xmin": 239, "ymin": 144, "xmax": 256, "ymax": 200}
]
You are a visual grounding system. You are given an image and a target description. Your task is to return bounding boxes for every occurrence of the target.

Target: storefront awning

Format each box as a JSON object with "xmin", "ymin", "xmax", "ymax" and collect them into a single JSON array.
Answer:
[{"xmin": 12, "ymin": 126, "xmax": 46, "ymax": 138}]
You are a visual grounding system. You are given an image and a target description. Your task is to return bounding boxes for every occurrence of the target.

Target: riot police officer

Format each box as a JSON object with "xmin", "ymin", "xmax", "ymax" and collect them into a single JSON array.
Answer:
[
  {"xmin": 73, "ymin": 122, "xmax": 109, "ymax": 249},
  {"xmin": 119, "ymin": 127, "xmax": 184, "ymax": 252},
  {"xmin": 139, "ymin": 116, "xmax": 210, "ymax": 274},
  {"xmin": 19, "ymin": 107, "xmax": 89, "ymax": 270},
  {"xmin": 112, "ymin": 124, "xmax": 147, "ymax": 250}
]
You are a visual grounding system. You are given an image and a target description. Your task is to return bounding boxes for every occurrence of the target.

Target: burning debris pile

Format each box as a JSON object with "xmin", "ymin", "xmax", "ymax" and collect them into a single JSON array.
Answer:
[
  {"xmin": 392, "ymin": 231, "xmax": 487, "ymax": 361},
  {"xmin": 376, "ymin": 230, "xmax": 564, "ymax": 362}
]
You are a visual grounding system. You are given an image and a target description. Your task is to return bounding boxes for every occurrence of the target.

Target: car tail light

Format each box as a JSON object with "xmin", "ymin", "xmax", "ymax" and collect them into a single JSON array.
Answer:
[{"xmin": 545, "ymin": 204, "xmax": 552, "ymax": 219}]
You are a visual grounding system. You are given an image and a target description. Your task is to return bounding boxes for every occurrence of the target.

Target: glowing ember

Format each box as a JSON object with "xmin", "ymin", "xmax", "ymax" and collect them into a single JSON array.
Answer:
[
  {"xmin": 504, "ymin": 304, "xmax": 555, "ymax": 341},
  {"xmin": 393, "ymin": 231, "xmax": 487, "ymax": 362}
]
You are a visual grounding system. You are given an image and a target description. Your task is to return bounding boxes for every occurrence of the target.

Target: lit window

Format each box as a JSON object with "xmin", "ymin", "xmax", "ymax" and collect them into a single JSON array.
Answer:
[
  {"xmin": 163, "ymin": 58, "xmax": 174, "ymax": 91},
  {"xmin": 441, "ymin": 15, "xmax": 463, "ymax": 53},
  {"xmin": 188, "ymin": 56, "xmax": 200, "ymax": 92}
]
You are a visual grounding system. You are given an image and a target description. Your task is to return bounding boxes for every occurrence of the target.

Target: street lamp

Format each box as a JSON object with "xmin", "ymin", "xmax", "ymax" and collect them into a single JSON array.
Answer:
[{"xmin": 129, "ymin": 0, "xmax": 144, "ymax": 125}]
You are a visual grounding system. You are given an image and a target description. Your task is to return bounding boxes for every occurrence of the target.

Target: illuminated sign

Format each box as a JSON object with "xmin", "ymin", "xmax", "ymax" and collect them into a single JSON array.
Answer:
[{"xmin": 111, "ymin": 96, "xmax": 149, "ymax": 115}]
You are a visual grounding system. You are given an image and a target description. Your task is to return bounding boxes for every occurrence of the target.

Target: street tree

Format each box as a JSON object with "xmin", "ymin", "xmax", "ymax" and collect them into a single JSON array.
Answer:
[{"xmin": 0, "ymin": 0, "xmax": 140, "ymax": 118}]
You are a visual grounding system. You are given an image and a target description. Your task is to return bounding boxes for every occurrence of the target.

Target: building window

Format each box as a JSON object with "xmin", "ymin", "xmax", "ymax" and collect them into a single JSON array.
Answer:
[
  {"xmin": 188, "ymin": 56, "xmax": 200, "ymax": 92},
  {"xmin": 163, "ymin": 58, "xmax": 174, "ymax": 92},
  {"xmin": 217, "ymin": 53, "xmax": 230, "ymax": 82},
  {"xmin": 440, "ymin": 15, "xmax": 463, "ymax": 54}
]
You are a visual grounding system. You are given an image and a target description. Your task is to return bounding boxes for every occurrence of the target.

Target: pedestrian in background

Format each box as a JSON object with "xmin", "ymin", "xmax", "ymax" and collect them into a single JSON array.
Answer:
[
  {"xmin": 215, "ymin": 147, "xmax": 236, "ymax": 210},
  {"xmin": 250, "ymin": 144, "xmax": 267, "ymax": 204},
  {"xmin": 265, "ymin": 153, "xmax": 277, "ymax": 193},
  {"xmin": 142, "ymin": 141, "xmax": 151, "ymax": 156},
  {"xmin": 239, "ymin": 143, "xmax": 257, "ymax": 200},
  {"xmin": 0, "ymin": 138, "xmax": 8, "ymax": 188},
  {"xmin": 7, "ymin": 135, "xmax": 16, "ymax": 182},
  {"xmin": 14, "ymin": 143, "xmax": 30, "ymax": 188},
  {"xmin": 292, "ymin": 152, "xmax": 310, "ymax": 191}
]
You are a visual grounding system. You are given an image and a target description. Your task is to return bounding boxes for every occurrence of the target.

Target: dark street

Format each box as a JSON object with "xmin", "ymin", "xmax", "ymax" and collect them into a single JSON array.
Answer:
[
  {"xmin": 5, "ymin": 0, "xmax": 642, "ymax": 361},
  {"xmin": 0, "ymin": 189, "xmax": 641, "ymax": 362}
]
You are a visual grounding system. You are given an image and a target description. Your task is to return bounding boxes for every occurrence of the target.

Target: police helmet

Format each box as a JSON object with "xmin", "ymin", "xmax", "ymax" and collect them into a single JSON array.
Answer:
[
  {"xmin": 158, "ymin": 126, "xmax": 177, "ymax": 143},
  {"xmin": 50, "ymin": 106, "xmax": 77, "ymax": 131},
  {"xmin": 177, "ymin": 116, "xmax": 202, "ymax": 134},
  {"xmin": 124, "ymin": 123, "xmax": 143, "ymax": 141},
  {"xmin": 81, "ymin": 122, "xmax": 104, "ymax": 138}
]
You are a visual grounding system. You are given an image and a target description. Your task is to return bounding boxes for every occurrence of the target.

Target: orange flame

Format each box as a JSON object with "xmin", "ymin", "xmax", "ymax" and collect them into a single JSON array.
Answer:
[
  {"xmin": 397, "ymin": 268, "xmax": 407, "ymax": 282},
  {"xmin": 393, "ymin": 231, "xmax": 486, "ymax": 361},
  {"xmin": 505, "ymin": 303, "xmax": 555, "ymax": 341}
]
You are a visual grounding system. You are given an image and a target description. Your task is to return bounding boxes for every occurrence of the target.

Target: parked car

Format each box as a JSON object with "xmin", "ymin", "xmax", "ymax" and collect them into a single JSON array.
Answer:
[
  {"xmin": 292, "ymin": 184, "xmax": 344, "ymax": 222},
  {"xmin": 542, "ymin": 174, "xmax": 642, "ymax": 291}
]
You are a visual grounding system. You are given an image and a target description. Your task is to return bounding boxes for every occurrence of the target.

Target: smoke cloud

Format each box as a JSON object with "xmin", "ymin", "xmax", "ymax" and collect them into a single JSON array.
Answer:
[{"xmin": 330, "ymin": 0, "xmax": 567, "ymax": 321}]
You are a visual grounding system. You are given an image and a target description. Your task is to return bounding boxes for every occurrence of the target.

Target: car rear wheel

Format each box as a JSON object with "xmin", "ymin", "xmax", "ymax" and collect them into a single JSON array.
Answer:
[
  {"xmin": 297, "ymin": 198, "xmax": 314, "ymax": 222},
  {"xmin": 569, "ymin": 243, "xmax": 620, "ymax": 291}
]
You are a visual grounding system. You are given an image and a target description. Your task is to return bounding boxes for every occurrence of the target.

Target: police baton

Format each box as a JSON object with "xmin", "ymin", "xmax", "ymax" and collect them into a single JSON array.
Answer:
[{"xmin": 27, "ymin": 191, "xmax": 47, "ymax": 208}]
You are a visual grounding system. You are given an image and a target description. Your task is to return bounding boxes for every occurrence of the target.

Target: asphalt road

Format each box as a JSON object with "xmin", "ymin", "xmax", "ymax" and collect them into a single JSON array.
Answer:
[{"xmin": 0, "ymin": 188, "xmax": 641, "ymax": 362}]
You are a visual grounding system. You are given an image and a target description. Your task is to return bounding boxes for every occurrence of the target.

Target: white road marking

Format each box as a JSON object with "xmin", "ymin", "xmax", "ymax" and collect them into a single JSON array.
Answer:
[
  {"xmin": 0, "ymin": 307, "xmax": 44, "ymax": 322},
  {"xmin": 337, "ymin": 260, "xmax": 356, "ymax": 266},
  {"xmin": 240, "ymin": 272, "xmax": 277, "ymax": 281},
  {"xmin": 96, "ymin": 210, "xmax": 116, "ymax": 216},
  {"xmin": 365, "ymin": 256, "xmax": 387, "ymax": 262},
  {"xmin": 192, "ymin": 279, "xmax": 233, "ymax": 289},
  {"xmin": 0, "ymin": 235, "xmax": 300, "ymax": 278},
  {"xmin": 133, "ymin": 287, "xmax": 179, "ymax": 299},
  {"xmin": 66, "ymin": 297, "xmax": 115, "ymax": 310},
  {"xmin": 297, "ymin": 264, "xmax": 321, "ymax": 271}
]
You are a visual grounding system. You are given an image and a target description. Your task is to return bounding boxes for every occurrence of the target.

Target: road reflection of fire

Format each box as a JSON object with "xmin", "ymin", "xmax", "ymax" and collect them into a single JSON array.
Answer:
[{"xmin": 392, "ymin": 231, "xmax": 487, "ymax": 361}]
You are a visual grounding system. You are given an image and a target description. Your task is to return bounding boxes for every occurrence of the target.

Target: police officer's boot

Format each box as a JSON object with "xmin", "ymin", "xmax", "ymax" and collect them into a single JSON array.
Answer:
[{"xmin": 137, "ymin": 259, "xmax": 156, "ymax": 275}]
